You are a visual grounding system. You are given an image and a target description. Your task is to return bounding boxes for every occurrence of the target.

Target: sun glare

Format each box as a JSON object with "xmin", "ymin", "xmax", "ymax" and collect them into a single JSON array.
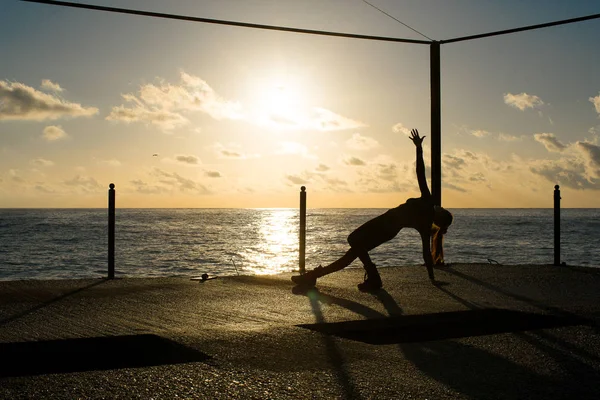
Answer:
[
  {"xmin": 252, "ymin": 79, "xmax": 310, "ymax": 129},
  {"xmin": 241, "ymin": 209, "xmax": 297, "ymax": 275}
]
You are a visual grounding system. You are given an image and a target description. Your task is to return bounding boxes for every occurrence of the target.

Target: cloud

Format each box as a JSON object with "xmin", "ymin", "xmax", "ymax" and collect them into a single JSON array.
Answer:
[
  {"xmin": 590, "ymin": 93, "xmax": 600, "ymax": 114},
  {"xmin": 63, "ymin": 175, "xmax": 101, "ymax": 193},
  {"xmin": 130, "ymin": 179, "xmax": 166, "ymax": 194},
  {"xmin": 106, "ymin": 71, "xmax": 242, "ymax": 131},
  {"xmin": 150, "ymin": 168, "xmax": 209, "ymax": 193},
  {"xmin": 315, "ymin": 163, "xmax": 330, "ymax": 172},
  {"xmin": 205, "ymin": 170, "xmax": 221, "ymax": 178},
  {"xmin": 35, "ymin": 184, "xmax": 55, "ymax": 193},
  {"xmin": 285, "ymin": 174, "xmax": 309, "ymax": 185},
  {"xmin": 353, "ymin": 155, "xmax": 411, "ymax": 193},
  {"xmin": 276, "ymin": 141, "xmax": 312, "ymax": 157},
  {"xmin": 534, "ymin": 133, "xmax": 567, "ymax": 152},
  {"xmin": 392, "ymin": 123, "xmax": 410, "ymax": 136},
  {"xmin": 42, "ymin": 125, "xmax": 68, "ymax": 141},
  {"xmin": 106, "ymin": 104, "xmax": 188, "ymax": 131},
  {"xmin": 343, "ymin": 156, "xmax": 367, "ymax": 166},
  {"xmin": 130, "ymin": 179, "xmax": 164, "ymax": 194},
  {"xmin": 346, "ymin": 133, "xmax": 379, "ymax": 150},
  {"xmin": 9, "ymin": 169, "xmax": 25, "ymax": 183},
  {"xmin": 212, "ymin": 143, "xmax": 259, "ymax": 159},
  {"xmin": 498, "ymin": 133, "xmax": 521, "ymax": 142},
  {"xmin": 529, "ymin": 159, "xmax": 597, "ymax": 190},
  {"xmin": 99, "ymin": 159, "xmax": 122, "ymax": 167},
  {"xmin": 443, "ymin": 182, "xmax": 468, "ymax": 193},
  {"xmin": 504, "ymin": 92, "xmax": 544, "ymax": 111},
  {"xmin": 283, "ymin": 168, "xmax": 348, "ymax": 191},
  {"xmin": 469, "ymin": 172, "xmax": 487, "ymax": 182},
  {"xmin": 30, "ymin": 158, "xmax": 54, "ymax": 167},
  {"xmin": 443, "ymin": 154, "xmax": 466, "ymax": 170},
  {"xmin": 471, "ymin": 129, "xmax": 491, "ymax": 138},
  {"xmin": 576, "ymin": 141, "xmax": 600, "ymax": 180},
  {"xmin": 310, "ymin": 108, "xmax": 366, "ymax": 131},
  {"xmin": 0, "ymin": 80, "xmax": 98, "ymax": 121},
  {"xmin": 40, "ymin": 79, "xmax": 64, "ymax": 92},
  {"xmin": 175, "ymin": 154, "xmax": 200, "ymax": 165}
]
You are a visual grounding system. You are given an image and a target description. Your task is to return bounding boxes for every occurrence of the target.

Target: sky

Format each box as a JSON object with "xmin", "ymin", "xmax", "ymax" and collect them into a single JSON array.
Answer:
[{"xmin": 1, "ymin": 0, "xmax": 600, "ymax": 208}]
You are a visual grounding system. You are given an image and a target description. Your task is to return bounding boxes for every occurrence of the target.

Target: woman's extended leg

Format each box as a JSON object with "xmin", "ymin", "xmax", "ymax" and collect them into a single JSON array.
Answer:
[{"xmin": 291, "ymin": 249, "xmax": 357, "ymax": 286}]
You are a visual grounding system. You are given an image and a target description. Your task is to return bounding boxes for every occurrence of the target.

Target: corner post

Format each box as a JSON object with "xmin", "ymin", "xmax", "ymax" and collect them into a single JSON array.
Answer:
[
  {"xmin": 299, "ymin": 186, "xmax": 306, "ymax": 274},
  {"xmin": 554, "ymin": 185, "xmax": 561, "ymax": 266},
  {"xmin": 430, "ymin": 41, "xmax": 442, "ymax": 206},
  {"xmin": 108, "ymin": 183, "xmax": 115, "ymax": 279}
]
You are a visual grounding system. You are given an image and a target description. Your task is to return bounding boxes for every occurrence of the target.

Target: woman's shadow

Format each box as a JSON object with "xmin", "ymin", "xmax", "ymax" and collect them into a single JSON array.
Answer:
[{"xmin": 296, "ymin": 286, "xmax": 597, "ymax": 399}]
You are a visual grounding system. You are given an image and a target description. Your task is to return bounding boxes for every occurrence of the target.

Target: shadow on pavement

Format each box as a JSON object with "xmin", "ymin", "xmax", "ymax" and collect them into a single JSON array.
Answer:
[
  {"xmin": 297, "ymin": 309, "xmax": 588, "ymax": 345},
  {"xmin": 0, "ymin": 334, "xmax": 210, "ymax": 377},
  {"xmin": 0, "ymin": 279, "xmax": 107, "ymax": 327}
]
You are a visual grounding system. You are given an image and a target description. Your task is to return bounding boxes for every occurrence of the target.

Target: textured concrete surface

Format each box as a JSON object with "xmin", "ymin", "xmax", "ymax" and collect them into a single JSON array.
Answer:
[{"xmin": 1, "ymin": 264, "xmax": 599, "ymax": 399}]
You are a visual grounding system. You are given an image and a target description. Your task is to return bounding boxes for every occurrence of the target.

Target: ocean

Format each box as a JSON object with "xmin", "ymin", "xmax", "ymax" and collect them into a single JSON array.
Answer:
[{"xmin": 0, "ymin": 208, "xmax": 599, "ymax": 281}]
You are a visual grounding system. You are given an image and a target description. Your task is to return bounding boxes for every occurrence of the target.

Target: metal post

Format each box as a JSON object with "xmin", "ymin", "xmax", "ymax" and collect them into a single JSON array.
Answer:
[
  {"xmin": 554, "ymin": 185, "xmax": 561, "ymax": 266},
  {"xmin": 430, "ymin": 41, "xmax": 442, "ymax": 206},
  {"xmin": 299, "ymin": 186, "xmax": 306, "ymax": 274},
  {"xmin": 108, "ymin": 183, "xmax": 115, "ymax": 279}
]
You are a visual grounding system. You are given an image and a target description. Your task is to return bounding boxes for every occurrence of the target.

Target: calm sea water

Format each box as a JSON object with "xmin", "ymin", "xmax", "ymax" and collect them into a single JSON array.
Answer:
[{"xmin": 0, "ymin": 208, "xmax": 598, "ymax": 281}]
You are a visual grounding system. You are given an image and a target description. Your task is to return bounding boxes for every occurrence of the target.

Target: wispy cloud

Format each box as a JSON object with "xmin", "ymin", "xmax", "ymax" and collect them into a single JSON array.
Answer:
[
  {"xmin": 205, "ymin": 170, "xmax": 221, "ymax": 178},
  {"xmin": 576, "ymin": 141, "xmax": 600, "ymax": 180},
  {"xmin": 310, "ymin": 107, "xmax": 366, "ymax": 131},
  {"xmin": 150, "ymin": 168, "xmax": 209, "ymax": 193},
  {"xmin": 107, "ymin": 104, "xmax": 188, "ymax": 131},
  {"xmin": 471, "ymin": 129, "xmax": 491, "ymax": 138},
  {"xmin": 42, "ymin": 125, "xmax": 68, "ymax": 141},
  {"xmin": 392, "ymin": 123, "xmax": 411, "ymax": 136},
  {"xmin": 40, "ymin": 79, "xmax": 64, "ymax": 93},
  {"xmin": 130, "ymin": 179, "xmax": 165, "ymax": 194},
  {"xmin": 275, "ymin": 141, "xmax": 313, "ymax": 158},
  {"xmin": 346, "ymin": 133, "xmax": 379, "ymax": 150},
  {"xmin": 175, "ymin": 154, "xmax": 201, "ymax": 165},
  {"xmin": 211, "ymin": 143, "xmax": 259, "ymax": 159},
  {"xmin": 590, "ymin": 93, "xmax": 600, "ymax": 114},
  {"xmin": 30, "ymin": 158, "xmax": 54, "ymax": 167},
  {"xmin": 534, "ymin": 133, "xmax": 567, "ymax": 152},
  {"xmin": 285, "ymin": 174, "xmax": 309, "ymax": 185},
  {"xmin": 342, "ymin": 156, "xmax": 367, "ymax": 166},
  {"xmin": 315, "ymin": 163, "xmax": 330, "ymax": 172},
  {"xmin": 0, "ymin": 80, "xmax": 98, "ymax": 121},
  {"xmin": 99, "ymin": 159, "xmax": 122, "ymax": 167},
  {"xmin": 504, "ymin": 92, "xmax": 544, "ymax": 111},
  {"xmin": 498, "ymin": 133, "xmax": 522, "ymax": 142},
  {"xmin": 106, "ymin": 71, "xmax": 243, "ymax": 131},
  {"xmin": 63, "ymin": 175, "xmax": 102, "ymax": 193}
]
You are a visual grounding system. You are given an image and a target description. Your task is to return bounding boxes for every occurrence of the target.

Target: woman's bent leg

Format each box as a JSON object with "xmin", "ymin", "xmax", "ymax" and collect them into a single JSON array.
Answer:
[{"xmin": 354, "ymin": 249, "xmax": 382, "ymax": 292}]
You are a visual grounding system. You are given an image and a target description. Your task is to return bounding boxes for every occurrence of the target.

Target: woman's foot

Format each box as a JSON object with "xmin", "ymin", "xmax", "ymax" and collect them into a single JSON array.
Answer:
[
  {"xmin": 357, "ymin": 272, "xmax": 382, "ymax": 292},
  {"xmin": 291, "ymin": 265, "xmax": 324, "ymax": 287}
]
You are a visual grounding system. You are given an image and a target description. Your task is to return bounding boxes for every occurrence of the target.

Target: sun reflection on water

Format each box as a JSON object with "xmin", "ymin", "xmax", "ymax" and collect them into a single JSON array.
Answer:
[{"xmin": 240, "ymin": 209, "xmax": 298, "ymax": 275}]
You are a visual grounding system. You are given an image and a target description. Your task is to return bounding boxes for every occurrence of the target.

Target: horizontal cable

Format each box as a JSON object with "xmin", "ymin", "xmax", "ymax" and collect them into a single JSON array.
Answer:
[
  {"xmin": 21, "ymin": 0, "xmax": 432, "ymax": 45},
  {"xmin": 441, "ymin": 12, "xmax": 600, "ymax": 44}
]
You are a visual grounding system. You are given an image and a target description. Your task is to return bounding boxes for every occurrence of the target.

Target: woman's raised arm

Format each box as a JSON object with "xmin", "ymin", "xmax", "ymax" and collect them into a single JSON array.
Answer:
[{"xmin": 409, "ymin": 129, "xmax": 431, "ymax": 198}]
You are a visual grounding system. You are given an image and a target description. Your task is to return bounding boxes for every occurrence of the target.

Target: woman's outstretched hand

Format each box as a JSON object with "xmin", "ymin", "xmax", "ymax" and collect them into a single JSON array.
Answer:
[{"xmin": 409, "ymin": 129, "xmax": 425, "ymax": 147}]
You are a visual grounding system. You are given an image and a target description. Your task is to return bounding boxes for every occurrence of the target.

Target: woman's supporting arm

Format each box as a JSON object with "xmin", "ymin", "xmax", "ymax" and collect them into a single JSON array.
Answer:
[{"xmin": 420, "ymin": 230, "xmax": 435, "ymax": 280}]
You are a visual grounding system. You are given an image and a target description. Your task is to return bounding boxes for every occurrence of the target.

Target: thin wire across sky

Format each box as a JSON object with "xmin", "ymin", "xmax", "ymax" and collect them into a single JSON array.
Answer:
[{"xmin": 20, "ymin": 0, "xmax": 600, "ymax": 45}]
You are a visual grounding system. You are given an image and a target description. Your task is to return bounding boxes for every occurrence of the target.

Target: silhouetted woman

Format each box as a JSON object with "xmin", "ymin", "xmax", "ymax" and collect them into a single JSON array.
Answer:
[{"xmin": 292, "ymin": 129, "xmax": 453, "ymax": 292}]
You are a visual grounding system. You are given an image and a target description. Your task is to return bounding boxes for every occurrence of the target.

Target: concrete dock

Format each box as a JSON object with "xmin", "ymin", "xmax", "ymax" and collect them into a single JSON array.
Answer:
[{"xmin": 1, "ymin": 264, "xmax": 599, "ymax": 399}]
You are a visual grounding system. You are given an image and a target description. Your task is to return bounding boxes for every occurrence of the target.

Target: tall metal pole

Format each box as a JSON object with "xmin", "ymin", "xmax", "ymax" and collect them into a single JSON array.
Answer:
[
  {"xmin": 430, "ymin": 41, "xmax": 442, "ymax": 206},
  {"xmin": 299, "ymin": 186, "xmax": 306, "ymax": 274},
  {"xmin": 554, "ymin": 185, "xmax": 561, "ymax": 266},
  {"xmin": 108, "ymin": 183, "xmax": 115, "ymax": 279}
]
